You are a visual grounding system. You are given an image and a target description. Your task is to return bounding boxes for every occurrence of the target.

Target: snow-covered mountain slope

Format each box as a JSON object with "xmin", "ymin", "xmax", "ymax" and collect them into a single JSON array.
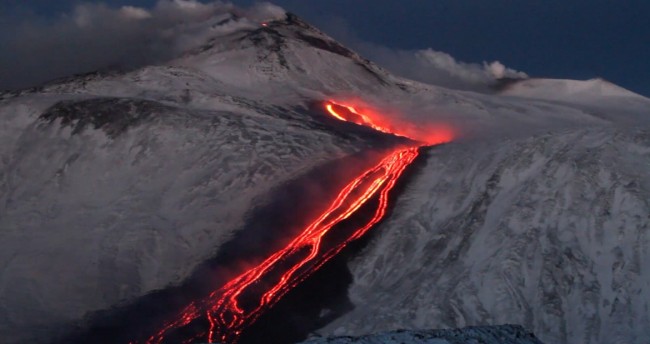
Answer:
[
  {"xmin": 498, "ymin": 78, "xmax": 650, "ymax": 124},
  {"xmin": 0, "ymin": 92, "xmax": 388, "ymax": 342},
  {"xmin": 302, "ymin": 325, "xmax": 543, "ymax": 344},
  {"xmin": 171, "ymin": 16, "xmax": 648, "ymax": 137},
  {"xmin": 501, "ymin": 77, "xmax": 646, "ymax": 101},
  {"xmin": 21, "ymin": 12, "xmax": 647, "ymax": 138},
  {"xmin": 0, "ymin": 8, "xmax": 649, "ymax": 344},
  {"xmin": 319, "ymin": 128, "xmax": 650, "ymax": 344}
]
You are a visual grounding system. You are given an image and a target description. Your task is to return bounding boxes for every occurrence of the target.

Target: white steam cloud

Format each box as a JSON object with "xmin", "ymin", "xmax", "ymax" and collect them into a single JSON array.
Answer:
[
  {"xmin": 0, "ymin": 1, "xmax": 286, "ymax": 91},
  {"xmin": 359, "ymin": 45, "xmax": 527, "ymax": 91},
  {"xmin": 416, "ymin": 49, "xmax": 527, "ymax": 83},
  {"xmin": 318, "ymin": 17, "xmax": 527, "ymax": 91}
]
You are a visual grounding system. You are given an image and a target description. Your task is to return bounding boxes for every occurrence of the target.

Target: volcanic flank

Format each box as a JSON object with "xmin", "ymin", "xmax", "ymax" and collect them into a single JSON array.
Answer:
[{"xmin": 1, "ymin": 5, "xmax": 650, "ymax": 344}]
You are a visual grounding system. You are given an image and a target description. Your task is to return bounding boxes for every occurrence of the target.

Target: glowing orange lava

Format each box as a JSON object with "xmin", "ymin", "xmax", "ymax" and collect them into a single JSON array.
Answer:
[
  {"xmin": 324, "ymin": 100, "xmax": 454, "ymax": 145},
  {"xmin": 137, "ymin": 100, "xmax": 452, "ymax": 344},
  {"xmin": 142, "ymin": 147, "xmax": 419, "ymax": 344},
  {"xmin": 325, "ymin": 101, "xmax": 399, "ymax": 137}
]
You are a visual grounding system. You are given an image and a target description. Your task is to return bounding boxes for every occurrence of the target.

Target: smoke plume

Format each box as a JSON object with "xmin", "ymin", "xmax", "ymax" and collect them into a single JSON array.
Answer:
[
  {"xmin": 318, "ymin": 17, "xmax": 527, "ymax": 92},
  {"xmin": 0, "ymin": 1, "xmax": 285, "ymax": 91}
]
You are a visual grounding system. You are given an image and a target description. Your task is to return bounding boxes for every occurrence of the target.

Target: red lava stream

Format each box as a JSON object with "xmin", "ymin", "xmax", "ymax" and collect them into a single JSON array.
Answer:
[{"xmin": 138, "ymin": 101, "xmax": 452, "ymax": 343}]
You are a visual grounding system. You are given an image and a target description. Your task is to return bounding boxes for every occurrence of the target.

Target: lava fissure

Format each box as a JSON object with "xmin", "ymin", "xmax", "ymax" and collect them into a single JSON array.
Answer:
[
  {"xmin": 325, "ymin": 101, "xmax": 405, "ymax": 138},
  {"xmin": 138, "ymin": 100, "xmax": 452, "ymax": 343}
]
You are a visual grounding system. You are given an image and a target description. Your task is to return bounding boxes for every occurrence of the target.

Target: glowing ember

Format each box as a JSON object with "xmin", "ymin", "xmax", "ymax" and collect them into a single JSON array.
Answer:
[{"xmin": 137, "ymin": 100, "xmax": 453, "ymax": 344}]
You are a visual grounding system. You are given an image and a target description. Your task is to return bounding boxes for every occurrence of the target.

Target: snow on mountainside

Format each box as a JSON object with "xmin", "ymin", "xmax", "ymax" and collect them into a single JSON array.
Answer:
[
  {"xmin": 0, "ymin": 92, "xmax": 381, "ymax": 343},
  {"xmin": 498, "ymin": 78, "xmax": 650, "ymax": 124},
  {"xmin": 501, "ymin": 77, "xmax": 646, "ymax": 100},
  {"xmin": 301, "ymin": 325, "xmax": 543, "ymax": 344},
  {"xmin": 319, "ymin": 128, "xmax": 650, "ymax": 344},
  {"xmin": 0, "ymin": 7, "xmax": 649, "ymax": 344},
  {"xmin": 171, "ymin": 13, "xmax": 394, "ymax": 99},
  {"xmin": 0, "ymin": 10, "xmax": 421, "ymax": 343}
]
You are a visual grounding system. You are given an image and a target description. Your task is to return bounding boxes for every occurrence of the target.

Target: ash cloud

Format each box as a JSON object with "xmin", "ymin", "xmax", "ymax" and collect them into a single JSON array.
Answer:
[{"xmin": 0, "ymin": 1, "xmax": 285, "ymax": 91}]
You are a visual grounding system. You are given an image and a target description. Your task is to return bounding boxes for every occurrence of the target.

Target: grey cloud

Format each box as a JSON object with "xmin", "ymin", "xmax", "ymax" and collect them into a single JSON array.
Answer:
[{"xmin": 0, "ymin": 1, "xmax": 285, "ymax": 91}]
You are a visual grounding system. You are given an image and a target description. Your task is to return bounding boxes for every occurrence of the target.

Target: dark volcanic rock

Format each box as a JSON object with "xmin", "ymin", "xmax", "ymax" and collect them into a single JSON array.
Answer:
[
  {"xmin": 301, "ymin": 324, "xmax": 544, "ymax": 344},
  {"xmin": 39, "ymin": 98, "xmax": 170, "ymax": 138}
]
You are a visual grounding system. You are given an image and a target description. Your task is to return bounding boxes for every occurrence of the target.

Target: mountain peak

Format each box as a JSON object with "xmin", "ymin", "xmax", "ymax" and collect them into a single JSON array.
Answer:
[
  {"xmin": 166, "ymin": 11, "xmax": 392, "ymax": 99},
  {"xmin": 244, "ymin": 12, "xmax": 361, "ymax": 61}
]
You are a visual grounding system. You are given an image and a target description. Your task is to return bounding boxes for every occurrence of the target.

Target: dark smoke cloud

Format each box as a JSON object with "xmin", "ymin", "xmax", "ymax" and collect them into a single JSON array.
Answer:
[
  {"xmin": 317, "ymin": 17, "xmax": 527, "ymax": 92},
  {"xmin": 0, "ymin": 1, "xmax": 285, "ymax": 90}
]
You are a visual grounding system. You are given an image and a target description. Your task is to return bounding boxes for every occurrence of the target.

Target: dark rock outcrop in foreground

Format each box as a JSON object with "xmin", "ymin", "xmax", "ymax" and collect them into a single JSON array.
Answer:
[{"xmin": 300, "ymin": 325, "xmax": 543, "ymax": 344}]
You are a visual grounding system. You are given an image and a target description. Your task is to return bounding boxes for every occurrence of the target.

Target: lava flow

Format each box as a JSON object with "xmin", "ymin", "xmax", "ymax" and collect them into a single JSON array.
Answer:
[
  {"xmin": 325, "ymin": 100, "xmax": 454, "ymax": 145},
  {"xmin": 325, "ymin": 101, "xmax": 402, "ymax": 137},
  {"xmin": 138, "ymin": 100, "xmax": 452, "ymax": 344}
]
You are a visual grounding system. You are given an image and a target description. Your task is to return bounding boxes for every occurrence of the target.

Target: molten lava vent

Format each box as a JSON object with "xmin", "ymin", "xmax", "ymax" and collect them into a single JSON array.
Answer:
[{"xmin": 325, "ymin": 100, "xmax": 453, "ymax": 145}]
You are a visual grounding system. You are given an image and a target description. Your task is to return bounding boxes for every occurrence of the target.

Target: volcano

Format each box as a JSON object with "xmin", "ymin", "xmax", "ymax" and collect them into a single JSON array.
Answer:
[{"xmin": 1, "ymin": 6, "xmax": 650, "ymax": 344}]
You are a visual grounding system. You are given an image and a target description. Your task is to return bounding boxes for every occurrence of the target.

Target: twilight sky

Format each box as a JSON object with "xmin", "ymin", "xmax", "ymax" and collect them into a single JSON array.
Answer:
[{"xmin": 1, "ymin": 0, "xmax": 648, "ymax": 95}]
